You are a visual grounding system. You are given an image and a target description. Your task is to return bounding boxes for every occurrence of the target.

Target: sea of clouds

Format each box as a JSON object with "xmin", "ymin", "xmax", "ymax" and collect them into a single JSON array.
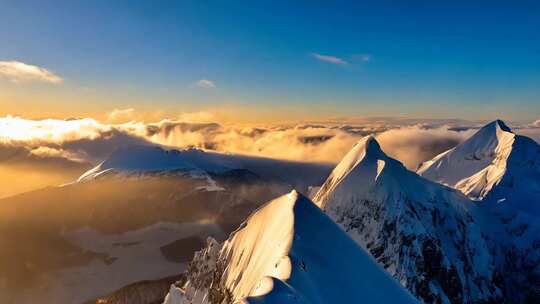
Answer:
[{"xmin": 1, "ymin": 115, "xmax": 539, "ymax": 171}]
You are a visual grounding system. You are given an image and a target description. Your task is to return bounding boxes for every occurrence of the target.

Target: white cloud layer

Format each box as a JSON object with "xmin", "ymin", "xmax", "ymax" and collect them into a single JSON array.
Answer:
[
  {"xmin": 107, "ymin": 108, "xmax": 136, "ymax": 123},
  {"xmin": 0, "ymin": 61, "xmax": 63, "ymax": 84},
  {"xmin": 2, "ymin": 115, "xmax": 539, "ymax": 171},
  {"xmin": 8, "ymin": 116, "xmax": 535, "ymax": 171},
  {"xmin": 312, "ymin": 53, "xmax": 347, "ymax": 65},
  {"xmin": 376, "ymin": 126, "xmax": 475, "ymax": 170},
  {"xmin": 195, "ymin": 79, "xmax": 215, "ymax": 88}
]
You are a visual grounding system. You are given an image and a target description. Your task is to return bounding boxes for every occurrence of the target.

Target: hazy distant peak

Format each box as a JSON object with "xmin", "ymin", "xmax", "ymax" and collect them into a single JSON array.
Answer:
[{"xmin": 77, "ymin": 144, "xmax": 231, "ymax": 182}]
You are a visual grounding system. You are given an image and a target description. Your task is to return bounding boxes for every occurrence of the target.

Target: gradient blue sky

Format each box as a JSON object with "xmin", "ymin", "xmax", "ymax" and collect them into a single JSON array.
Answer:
[{"xmin": 0, "ymin": 1, "xmax": 539, "ymax": 122}]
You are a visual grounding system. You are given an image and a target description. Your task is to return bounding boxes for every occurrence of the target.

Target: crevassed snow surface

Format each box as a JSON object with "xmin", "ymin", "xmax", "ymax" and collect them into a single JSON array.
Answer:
[
  {"xmin": 418, "ymin": 120, "xmax": 540, "ymax": 216},
  {"xmin": 164, "ymin": 191, "xmax": 418, "ymax": 304}
]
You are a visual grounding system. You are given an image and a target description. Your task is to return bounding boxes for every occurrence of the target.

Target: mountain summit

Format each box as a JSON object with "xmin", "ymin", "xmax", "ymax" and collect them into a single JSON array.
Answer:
[
  {"xmin": 418, "ymin": 119, "xmax": 540, "ymax": 216},
  {"xmin": 313, "ymin": 136, "xmax": 497, "ymax": 304},
  {"xmin": 313, "ymin": 135, "xmax": 391, "ymax": 207},
  {"xmin": 418, "ymin": 120, "xmax": 540, "ymax": 302},
  {"xmin": 163, "ymin": 190, "xmax": 417, "ymax": 304}
]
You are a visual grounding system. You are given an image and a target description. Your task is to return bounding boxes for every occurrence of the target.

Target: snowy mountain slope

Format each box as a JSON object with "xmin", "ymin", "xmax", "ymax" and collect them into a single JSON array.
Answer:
[
  {"xmin": 78, "ymin": 145, "xmax": 232, "ymax": 182},
  {"xmin": 418, "ymin": 120, "xmax": 540, "ymax": 302},
  {"xmin": 0, "ymin": 144, "xmax": 330, "ymax": 304},
  {"xmin": 0, "ymin": 166, "xmax": 290, "ymax": 304},
  {"xmin": 313, "ymin": 136, "xmax": 498, "ymax": 304},
  {"xmin": 418, "ymin": 120, "xmax": 514, "ymax": 192},
  {"xmin": 76, "ymin": 144, "xmax": 331, "ymax": 193},
  {"xmin": 163, "ymin": 190, "xmax": 418, "ymax": 304},
  {"xmin": 418, "ymin": 120, "xmax": 540, "ymax": 216}
]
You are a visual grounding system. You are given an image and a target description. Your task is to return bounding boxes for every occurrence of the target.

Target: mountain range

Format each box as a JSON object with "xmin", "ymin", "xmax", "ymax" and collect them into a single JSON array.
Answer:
[
  {"xmin": 0, "ymin": 146, "xmax": 329, "ymax": 304},
  {"xmin": 161, "ymin": 120, "xmax": 540, "ymax": 304},
  {"xmin": 418, "ymin": 119, "xmax": 540, "ymax": 216},
  {"xmin": 2, "ymin": 120, "xmax": 539, "ymax": 304},
  {"xmin": 312, "ymin": 135, "xmax": 495, "ymax": 303}
]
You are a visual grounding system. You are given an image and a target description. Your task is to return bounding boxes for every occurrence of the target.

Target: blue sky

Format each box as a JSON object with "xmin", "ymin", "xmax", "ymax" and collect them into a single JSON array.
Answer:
[{"xmin": 0, "ymin": 1, "xmax": 539, "ymax": 121}]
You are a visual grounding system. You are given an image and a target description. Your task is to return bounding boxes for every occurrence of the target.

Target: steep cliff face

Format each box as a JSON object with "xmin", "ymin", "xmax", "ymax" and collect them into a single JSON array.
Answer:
[
  {"xmin": 163, "ymin": 191, "xmax": 418, "ymax": 304},
  {"xmin": 314, "ymin": 136, "xmax": 498, "ymax": 304}
]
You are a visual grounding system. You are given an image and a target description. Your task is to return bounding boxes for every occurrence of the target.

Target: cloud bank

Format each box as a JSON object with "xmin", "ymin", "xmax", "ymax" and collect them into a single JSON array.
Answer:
[
  {"xmin": 0, "ymin": 61, "xmax": 63, "ymax": 84},
  {"xmin": 2, "ymin": 115, "xmax": 539, "ymax": 197},
  {"xmin": 376, "ymin": 126, "xmax": 475, "ymax": 170},
  {"xmin": 2, "ymin": 115, "xmax": 519, "ymax": 171},
  {"xmin": 107, "ymin": 108, "xmax": 136, "ymax": 123}
]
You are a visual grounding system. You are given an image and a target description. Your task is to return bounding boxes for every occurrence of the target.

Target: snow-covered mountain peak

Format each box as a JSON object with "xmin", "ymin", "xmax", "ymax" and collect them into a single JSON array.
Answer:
[
  {"xmin": 313, "ymin": 136, "xmax": 394, "ymax": 206},
  {"xmin": 312, "ymin": 135, "xmax": 453, "ymax": 210},
  {"xmin": 326, "ymin": 135, "xmax": 383, "ymax": 180},
  {"xmin": 163, "ymin": 190, "xmax": 418, "ymax": 304},
  {"xmin": 463, "ymin": 119, "xmax": 514, "ymax": 149},
  {"xmin": 417, "ymin": 121, "xmax": 540, "ymax": 302},
  {"xmin": 78, "ymin": 145, "xmax": 232, "ymax": 181},
  {"xmin": 486, "ymin": 119, "xmax": 512, "ymax": 133},
  {"xmin": 313, "ymin": 135, "xmax": 476, "ymax": 221},
  {"xmin": 312, "ymin": 135, "xmax": 498, "ymax": 303},
  {"xmin": 416, "ymin": 120, "xmax": 516, "ymax": 197},
  {"xmin": 359, "ymin": 134, "xmax": 383, "ymax": 153},
  {"xmin": 418, "ymin": 120, "xmax": 540, "ymax": 211},
  {"xmin": 342, "ymin": 134, "xmax": 383, "ymax": 161}
]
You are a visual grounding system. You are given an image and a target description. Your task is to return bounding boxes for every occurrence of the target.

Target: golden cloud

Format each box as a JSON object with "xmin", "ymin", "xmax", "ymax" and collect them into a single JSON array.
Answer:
[{"xmin": 0, "ymin": 61, "xmax": 63, "ymax": 84}]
